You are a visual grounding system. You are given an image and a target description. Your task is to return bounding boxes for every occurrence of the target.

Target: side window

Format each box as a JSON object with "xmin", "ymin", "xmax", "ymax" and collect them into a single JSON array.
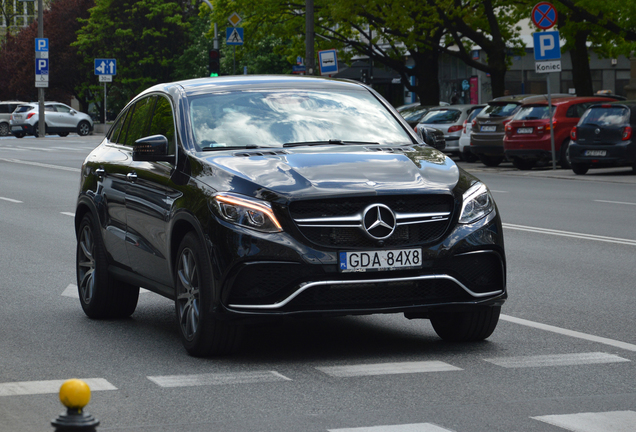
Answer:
[
  {"xmin": 45, "ymin": 105, "xmax": 56, "ymax": 112},
  {"xmin": 148, "ymin": 96, "xmax": 176, "ymax": 154},
  {"xmin": 123, "ymin": 96, "xmax": 155, "ymax": 147},
  {"xmin": 55, "ymin": 104, "xmax": 71, "ymax": 113},
  {"xmin": 108, "ymin": 109, "xmax": 128, "ymax": 144},
  {"xmin": 0, "ymin": 104, "xmax": 9, "ymax": 114},
  {"xmin": 565, "ymin": 105, "xmax": 578, "ymax": 118}
]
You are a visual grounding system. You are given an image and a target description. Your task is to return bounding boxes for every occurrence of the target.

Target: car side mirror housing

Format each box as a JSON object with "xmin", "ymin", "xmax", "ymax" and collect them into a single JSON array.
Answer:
[
  {"xmin": 133, "ymin": 135, "xmax": 175, "ymax": 163},
  {"xmin": 417, "ymin": 127, "xmax": 446, "ymax": 151}
]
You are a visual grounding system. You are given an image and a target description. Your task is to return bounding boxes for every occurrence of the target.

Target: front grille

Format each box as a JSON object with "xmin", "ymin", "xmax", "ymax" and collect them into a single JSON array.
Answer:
[
  {"xmin": 287, "ymin": 278, "xmax": 472, "ymax": 310},
  {"xmin": 289, "ymin": 195, "xmax": 454, "ymax": 248}
]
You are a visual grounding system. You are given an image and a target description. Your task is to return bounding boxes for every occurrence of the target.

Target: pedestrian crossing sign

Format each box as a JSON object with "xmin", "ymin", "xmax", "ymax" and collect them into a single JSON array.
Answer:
[{"xmin": 226, "ymin": 28, "xmax": 244, "ymax": 46}]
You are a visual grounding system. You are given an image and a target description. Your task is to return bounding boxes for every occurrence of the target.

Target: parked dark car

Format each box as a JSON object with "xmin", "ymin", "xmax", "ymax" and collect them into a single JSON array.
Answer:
[
  {"xmin": 568, "ymin": 101, "xmax": 636, "ymax": 174},
  {"xmin": 471, "ymin": 94, "xmax": 570, "ymax": 167},
  {"xmin": 74, "ymin": 76, "xmax": 506, "ymax": 356},
  {"xmin": 503, "ymin": 96, "xmax": 618, "ymax": 170}
]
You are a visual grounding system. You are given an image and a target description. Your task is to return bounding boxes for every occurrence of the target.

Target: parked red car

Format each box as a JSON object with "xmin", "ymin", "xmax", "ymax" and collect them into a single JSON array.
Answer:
[{"xmin": 503, "ymin": 96, "xmax": 620, "ymax": 170}]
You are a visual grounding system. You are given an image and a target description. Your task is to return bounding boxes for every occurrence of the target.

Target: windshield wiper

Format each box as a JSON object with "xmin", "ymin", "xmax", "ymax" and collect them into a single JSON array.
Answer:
[
  {"xmin": 201, "ymin": 144, "xmax": 262, "ymax": 151},
  {"xmin": 283, "ymin": 140, "xmax": 378, "ymax": 148}
]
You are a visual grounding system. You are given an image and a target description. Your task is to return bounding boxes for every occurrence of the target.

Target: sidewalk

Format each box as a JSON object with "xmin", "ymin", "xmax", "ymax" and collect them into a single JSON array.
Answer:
[{"xmin": 457, "ymin": 160, "xmax": 636, "ymax": 184}]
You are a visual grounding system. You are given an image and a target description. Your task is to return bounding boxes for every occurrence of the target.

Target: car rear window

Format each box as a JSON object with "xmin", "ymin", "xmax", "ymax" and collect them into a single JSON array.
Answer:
[
  {"xmin": 513, "ymin": 105, "xmax": 551, "ymax": 120},
  {"xmin": 480, "ymin": 103, "xmax": 520, "ymax": 118},
  {"xmin": 402, "ymin": 107, "xmax": 429, "ymax": 123},
  {"xmin": 14, "ymin": 105, "xmax": 34, "ymax": 113},
  {"xmin": 419, "ymin": 109, "xmax": 461, "ymax": 124},
  {"xmin": 579, "ymin": 107, "xmax": 629, "ymax": 127}
]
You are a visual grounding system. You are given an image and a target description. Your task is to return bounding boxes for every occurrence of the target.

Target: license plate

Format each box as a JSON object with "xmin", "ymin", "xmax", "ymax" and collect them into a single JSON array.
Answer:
[
  {"xmin": 517, "ymin": 127, "xmax": 533, "ymax": 134},
  {"xmin": 481, "ymin": 125, "xmax": 496, "ymax": 132},
  {"xmin": 585, "ymin": 150, "xmax": 606, "ymax": 157},
  {"xmin": 11, "ymin": 126, "xmax": 22, "ymax": 131},
  {"xmin": 339, "ymin": 249, "xmax": 422, "ymax": 273}
]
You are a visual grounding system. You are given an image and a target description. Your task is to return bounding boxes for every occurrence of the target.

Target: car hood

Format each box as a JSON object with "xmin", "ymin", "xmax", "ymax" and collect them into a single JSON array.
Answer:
[{"xmin": 195, "ymin": 145, "xmax": 460, "ymax": 200}]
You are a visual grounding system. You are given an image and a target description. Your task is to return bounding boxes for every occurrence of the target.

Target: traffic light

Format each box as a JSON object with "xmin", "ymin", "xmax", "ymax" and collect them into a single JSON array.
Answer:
[
  {"xmin": 209, "ymin": 49, "xmax": 220, "ymax": 77},
  {"xmin": 360, "ymin": 68, "xmax": 369, "ymax": 84}
]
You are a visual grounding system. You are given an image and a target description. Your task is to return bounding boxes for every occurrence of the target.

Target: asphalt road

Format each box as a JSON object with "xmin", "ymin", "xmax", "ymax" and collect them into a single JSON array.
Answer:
[{"xmin": 1, "ymin": 135, "xmax": 635, "ymax": 432}]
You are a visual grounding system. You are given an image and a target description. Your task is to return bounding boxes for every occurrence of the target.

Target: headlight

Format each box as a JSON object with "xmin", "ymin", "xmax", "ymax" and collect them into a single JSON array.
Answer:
[
  {"xmin": 212, "ymin": 193, "xmax": 282, "ymax": 233},
  {"xmin": 459, "ymin": 182, "xmax": 494, "ymax": 224}
]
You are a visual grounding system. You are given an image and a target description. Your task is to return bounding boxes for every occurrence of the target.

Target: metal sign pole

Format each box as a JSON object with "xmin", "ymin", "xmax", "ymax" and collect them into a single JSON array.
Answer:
[
  {"xmin": 547, "ymin": 74, "xmax": 556, "ymax": 169},
  {"xmin": 104, "ymin": 83, "xmax": 107, "ymax": 132},
  {"xmin": 37, "ymin": 0, "xmax": 45, "ymax": 139}
]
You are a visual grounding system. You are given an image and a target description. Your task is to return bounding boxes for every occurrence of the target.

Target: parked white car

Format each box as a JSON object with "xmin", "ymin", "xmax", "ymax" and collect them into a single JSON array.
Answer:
[
  {"xmin": 10, "ymin": 102, "xmax": 93, "ymax": 138},
  {"xmin": 415, "ymin": 105, "xmax": 483, "ymax": 156},
  {"xmin": 459, "ymin": 105, "xmax": 486, "ymax": 162}
]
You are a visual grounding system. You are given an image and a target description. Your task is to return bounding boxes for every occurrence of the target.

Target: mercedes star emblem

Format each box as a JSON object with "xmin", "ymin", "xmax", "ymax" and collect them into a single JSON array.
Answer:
[{"xmin": 362, "ymin": 204, "xmax": 396, "ymax": 240}]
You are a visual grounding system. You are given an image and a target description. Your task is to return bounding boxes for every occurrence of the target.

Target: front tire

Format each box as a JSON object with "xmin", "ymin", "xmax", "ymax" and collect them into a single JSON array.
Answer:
[
  {"xmin": 559, "ymin": 140, "xmax": 571, "ymax": 169},
  {"xmin": 0, "ymin": 122, "xmax": 9, "ymax": 136},
  {"xmin": 430, "ymin": 306, "xmax": 501, "ymax": 342},
  {"xmin": 175, "ymin": 232, "xmax": 241, "ymax": 356},
  {"xmin": 76, "ymin": 213, "xmax": 139, "ymax": 318},
  {"xmin": 77, "ymin": 121, "xmax": 91, "ymax": 136}
]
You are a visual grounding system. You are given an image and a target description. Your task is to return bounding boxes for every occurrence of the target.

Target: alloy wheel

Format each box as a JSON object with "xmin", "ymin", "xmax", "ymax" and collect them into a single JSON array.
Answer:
[
  {"xmin": 176, "ymin": 248, "xmax": 200, "ymax": 341},
  {"xmin": 77, "ymin": 225, "xmax": 96, "ymax": 304}
]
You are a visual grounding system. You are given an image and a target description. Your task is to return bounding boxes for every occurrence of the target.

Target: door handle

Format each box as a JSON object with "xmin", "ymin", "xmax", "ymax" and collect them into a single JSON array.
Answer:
[{"xmin": 126, "ymin": 172, "xmax": 138, "ymax": 182}]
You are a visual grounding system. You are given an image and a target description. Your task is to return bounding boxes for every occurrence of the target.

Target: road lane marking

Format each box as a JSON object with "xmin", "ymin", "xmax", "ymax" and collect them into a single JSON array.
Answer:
[
  {"xmin": 595, "ymin": 199, "xmax": 636, "ymax": 206},
  {"xmin": 62, "ymin": 284, "xmax": 149, "ymax": 298},
  {"xmin": 61, "ymin": 212, "xmax": 75, "ymax": 217},
  {"xmin": 0, "ymin": 158, "xmax": 80, "ymax": 172},
  {"xmin": 317, "ymin": 361, "xmax": 461, "ymax": 378},
  {"xmin": 0, "ymin": 378, "xmax": 117, "ymax": 396},
  {"xmin": 147, "ymin": 371, "xmax": 291, "ymax": 388},
  {"xmin": 501, "ymin": 314, "xmax": 636, "ymax": 352},
  {"xmin": 329, "ymin": 424, "xmax": 454, "ymax": 432},
  {"xmin": 502, "ymin": 223, "xmax": 636, "ymax": 246},
  {"xmin": 490, "ymin": 190, "xmax": 508, "ymax": 193},
  {"xmin": 532, "ymin": 410, "xmax": 636, "ymax": 432},
  {"xmin": 0, "ymin": 197, "xmax": 22, "ymax": 203},
  {"xmin": 483, "ymin": 352, "xmax": 629, "ymax": 368}
]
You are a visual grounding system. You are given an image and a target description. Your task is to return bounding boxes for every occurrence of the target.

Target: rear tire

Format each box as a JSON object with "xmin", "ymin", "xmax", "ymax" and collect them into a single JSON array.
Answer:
[
  {"xmin": 14, "ymin": 133, "xmax": 25, "ymax": 138},
  {"xmin": 571, "ymin": 163, "xmax": 589, "ymax": 175},
  {"xmin": 559, "ymin": 140, "xmax": 571, "ymax": 169},
  {"xmin": 59, "ymin": 132, "xmax": 69, "ymax": 137},
  {"xmin": 430, "ymin": 306, "xmax": 501, "ymax": 342},
  {"xmin": 478, "ymin": 155, "xmax": 503, "ymax": 167},
  {"xmin": 512, "ymin": 158, "xmax": 535, "ymax": 170},
  {"xmin": 175, "ymin": 232, "xmax": 241, "ymax": 356},
  {"xmin": 76, "ymin": 213, "xmax": 139, "ymax": 318}
]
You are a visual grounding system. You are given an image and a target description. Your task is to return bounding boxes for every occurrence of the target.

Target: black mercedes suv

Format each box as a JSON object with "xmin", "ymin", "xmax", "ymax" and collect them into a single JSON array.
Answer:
[{"xmin": 75, "ymin": 76, "xmax": 507, "ymax": 356}]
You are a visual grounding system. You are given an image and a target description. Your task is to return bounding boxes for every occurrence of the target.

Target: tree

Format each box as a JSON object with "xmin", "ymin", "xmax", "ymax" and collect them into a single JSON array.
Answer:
[
  {"xmin": 73, "ymin": 0, "xmax": 197, "ymax": 116},
  {"xmin": 0, "ymin": 0, "xmax": 93, "ymax": 105},
  {"xmin": 0, "ymin": 0, "xmax": 37, "ymax": 40},
  {"xmin": 208, "ymin": 0, "xmax": 525, "ymax": 103}
]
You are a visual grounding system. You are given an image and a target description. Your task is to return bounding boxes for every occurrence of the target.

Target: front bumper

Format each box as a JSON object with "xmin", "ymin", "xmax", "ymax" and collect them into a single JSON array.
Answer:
[{"xmin": 210, "ymin": 210, "xmax": 506, "ymax": 318}]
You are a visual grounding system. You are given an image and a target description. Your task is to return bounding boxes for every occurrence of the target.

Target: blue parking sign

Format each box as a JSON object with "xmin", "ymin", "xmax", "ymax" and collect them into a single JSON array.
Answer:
[
  {"xmin": 36, "ymin": 58, "xmax": 49, "ymax": 75},
  {"xmin": 533, "ymin": 31, "xmax": 561, "ymax": 61}
]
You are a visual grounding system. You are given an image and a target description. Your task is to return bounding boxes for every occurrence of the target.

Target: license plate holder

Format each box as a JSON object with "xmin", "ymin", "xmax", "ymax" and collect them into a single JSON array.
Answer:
[
  {"xmin": 585, "ymin": 150, "xmax": 607, "ymax": 157},
  {"xmin": 481, "ymin": 125, "xmax": 496, "ymax": 132},
  {"xmin": 339, "ymin": 248, "xmax": 422, "ymax": 273},
  {"xmin": 517, "ymin": 127, "xmax": 533, "ymax": 134}
]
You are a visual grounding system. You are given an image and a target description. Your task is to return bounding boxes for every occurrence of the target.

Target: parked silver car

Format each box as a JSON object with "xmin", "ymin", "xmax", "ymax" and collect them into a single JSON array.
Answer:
[
  {"xmin": 415, "ymin": 105, "xmax": 482, "ymax": 155},
  {"xmin": 0, "ymin": 101, "xmax": 26, "ymax": 136},
  {"xmin": 10, "ymin": 102, "xmax": 93, "ymax": 138}
]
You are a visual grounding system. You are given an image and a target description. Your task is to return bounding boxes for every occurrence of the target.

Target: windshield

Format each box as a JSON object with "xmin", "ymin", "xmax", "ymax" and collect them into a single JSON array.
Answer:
[
  {"xmin": 513, "ymin": 106, "xmax": 551, "ymax": 121},
  {"xmin": 480, "ymin": 103, "xmax": 520, "ymax": 118},
  {"xmin": 578, "ymin": 107, "xmax": 629, "ymax": 127},
  {"xmin": 188, "ymin": 89, "xmax": 412, "ymax": 149},
  {"xmin": 419, "ymin": 109, "xmax": 461, "ymax": 124}
]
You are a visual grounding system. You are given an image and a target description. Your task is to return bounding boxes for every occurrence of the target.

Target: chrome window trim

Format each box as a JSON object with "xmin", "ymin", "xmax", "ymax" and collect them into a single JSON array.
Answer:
[{"xmin": 228, "ymin": 274, "xmax": 503, "ymax": 310}]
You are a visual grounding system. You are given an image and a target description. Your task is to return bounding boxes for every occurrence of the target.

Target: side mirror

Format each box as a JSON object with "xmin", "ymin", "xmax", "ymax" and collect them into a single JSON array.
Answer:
[
  {"xmin": 417, "ymin": 126, "xmax": 446, "ymax": 151},
  {"xmin": 133, "ymin": 135, "xmax": 175, "ymax": 163}
]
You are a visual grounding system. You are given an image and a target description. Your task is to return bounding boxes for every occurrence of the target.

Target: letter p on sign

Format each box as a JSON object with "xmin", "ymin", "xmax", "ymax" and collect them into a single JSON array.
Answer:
[{"xmin": 533, "ymin": 31, "xmax": 561, "ymax": 61}]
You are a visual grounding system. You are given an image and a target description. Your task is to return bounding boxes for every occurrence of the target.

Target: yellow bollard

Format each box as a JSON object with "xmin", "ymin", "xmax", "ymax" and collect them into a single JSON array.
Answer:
[{"xmin": 51, "ymin": 379, "xmax": 100, "ymax": 431}]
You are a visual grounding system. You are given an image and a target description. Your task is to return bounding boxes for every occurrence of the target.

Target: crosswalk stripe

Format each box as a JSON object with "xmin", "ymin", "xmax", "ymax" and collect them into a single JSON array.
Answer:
[
  {"xmin": 147, "ymin": 371, "xmax": 291, "ymax": 388},
  {"xmin": 328, "ymin": 423, "xmax": 455, "ymax": 432},
  {"xmin": 532, "ymin": 410, "xmax": 636, "ymax": 432},
  {"xmin": 317, "ymin": 361, "xmax": 461, "ymax": 378},
  {"xmin": 483, "ymin": 352, "xmax": 629, "ymax": 368},
  {"xmin": 0, "ymin": 378, "xmax": 117, "ymax": 396}
]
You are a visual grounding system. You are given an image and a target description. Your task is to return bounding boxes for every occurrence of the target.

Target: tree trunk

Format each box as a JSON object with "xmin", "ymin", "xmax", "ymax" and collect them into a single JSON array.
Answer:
[
  {"xmin": 570, "ymin": 30, "xmax": 594, "ymax": 96},
  {"xmin": 488, "ymin": 47, "xmax": 507, "ymax": 98},
  {"xmin": 412, "ymin": 50, "xmax": 441, "ymax": 105}
]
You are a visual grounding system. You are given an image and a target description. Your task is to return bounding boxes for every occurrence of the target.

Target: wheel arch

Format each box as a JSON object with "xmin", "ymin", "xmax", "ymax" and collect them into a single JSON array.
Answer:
[
  {"xmin": 74, "ymin": 197, "xmax": 99, "ymax": 240},
  {"xmin": 169, "ymin": 211, "xmax": 210, "ymax": 278}
]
